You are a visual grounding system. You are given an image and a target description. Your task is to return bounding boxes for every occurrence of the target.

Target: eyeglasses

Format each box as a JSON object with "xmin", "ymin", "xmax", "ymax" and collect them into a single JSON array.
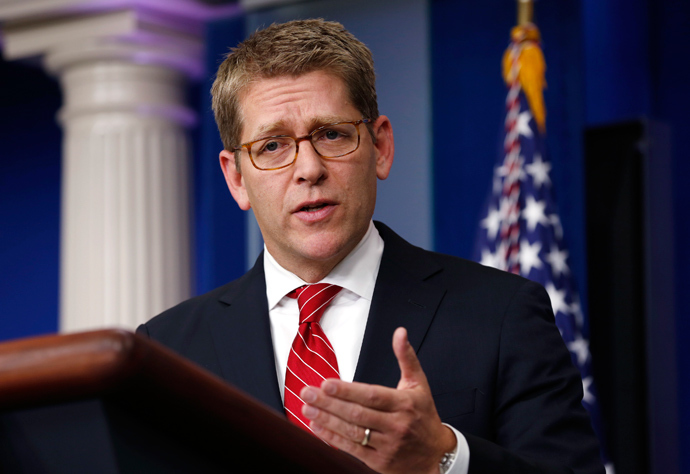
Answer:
[{"xmin": 234, "ymin": 119, "xmax": 372, "ymax": 171}]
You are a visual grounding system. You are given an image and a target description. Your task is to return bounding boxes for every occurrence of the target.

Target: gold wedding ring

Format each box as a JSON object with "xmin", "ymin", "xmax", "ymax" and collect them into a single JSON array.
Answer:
[{"xmin": 360, "ymin": 427, "xmax": 371, "ymax": 446}]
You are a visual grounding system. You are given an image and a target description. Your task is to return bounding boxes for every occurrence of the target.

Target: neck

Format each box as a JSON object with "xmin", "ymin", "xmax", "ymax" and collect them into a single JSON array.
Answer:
[
  {"xmin": 276, "ymin": 255, "xmax": 344, "ymax": 284},
  {"xmin": 298, "ymin": 268, "xmax": 335, "ymax": 284},
  {"xmin": 265, "ymin": 241, "xmax": 359, "ymax": 284},
  {"xmin": 265, "ymin": 222, "xmax": 374, "ymax": 283}
]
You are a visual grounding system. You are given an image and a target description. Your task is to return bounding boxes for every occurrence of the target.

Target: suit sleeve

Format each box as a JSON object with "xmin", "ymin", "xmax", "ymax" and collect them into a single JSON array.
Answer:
[
  {"xmin": 465, "ymin": 280, "xmax": 604, "ymax": 474},
  {"xmin": 135, "ymin": 323, "xmax": 149, "ymax": 337}
]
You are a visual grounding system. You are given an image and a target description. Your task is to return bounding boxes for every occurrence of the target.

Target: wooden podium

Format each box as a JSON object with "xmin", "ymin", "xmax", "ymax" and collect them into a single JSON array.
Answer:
[{"xmin": 0, "ymin": 330, "xmax": 376, "ymax": 473}]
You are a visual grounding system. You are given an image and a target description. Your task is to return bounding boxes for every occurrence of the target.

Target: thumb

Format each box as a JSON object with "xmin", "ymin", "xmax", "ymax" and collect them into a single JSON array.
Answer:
[{"xmin": 393, "ymin": 327, "xmax": 428, "ymax": 390}]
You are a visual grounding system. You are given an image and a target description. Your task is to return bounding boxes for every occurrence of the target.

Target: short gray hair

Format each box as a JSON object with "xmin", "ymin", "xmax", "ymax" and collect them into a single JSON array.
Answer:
[{"xmin": 211, "ymin": 19, "xmax": 379, "ymax": 169}]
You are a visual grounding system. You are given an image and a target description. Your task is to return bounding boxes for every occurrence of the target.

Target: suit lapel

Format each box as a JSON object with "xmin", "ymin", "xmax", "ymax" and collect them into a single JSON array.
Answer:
[
  {"xmin": 205, "ymin": 224, "xmax": 445, "ymax": 411},
  {"xmin": 354, "ymin": 223, "xmax": 447, "ymax": 388},
  {"xmin": 207, "ymin": 257, "xmax": 284, "ymax": 414}
]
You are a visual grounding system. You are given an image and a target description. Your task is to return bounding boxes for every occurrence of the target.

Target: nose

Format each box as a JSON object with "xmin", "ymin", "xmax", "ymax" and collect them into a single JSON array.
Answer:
[{"xmin": 293, "ymin": 138, "xmax": 327, "ymax": 184}]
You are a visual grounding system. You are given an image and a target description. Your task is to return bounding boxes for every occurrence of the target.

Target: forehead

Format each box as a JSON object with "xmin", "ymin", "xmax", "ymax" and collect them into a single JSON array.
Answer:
[{"xmin": 238, "ymin": 71, "xmax": 358, "ymax": 141}]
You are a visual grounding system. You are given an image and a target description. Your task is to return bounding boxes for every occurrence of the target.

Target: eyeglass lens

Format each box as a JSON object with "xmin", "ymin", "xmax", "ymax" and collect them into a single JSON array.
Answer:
[{"xmin": 250, "ymin": 122, "xmax": 360, "ymax": 170}]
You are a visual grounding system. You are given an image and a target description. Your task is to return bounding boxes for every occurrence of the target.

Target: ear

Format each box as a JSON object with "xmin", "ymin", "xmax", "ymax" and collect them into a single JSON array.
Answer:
[
  {"xmin": 219, "ymin": 149, "xmax": 251, "ymax": 211},
  {"xmin": 372, "ymin": 115, "xmax": 394, "ymax": 180}
]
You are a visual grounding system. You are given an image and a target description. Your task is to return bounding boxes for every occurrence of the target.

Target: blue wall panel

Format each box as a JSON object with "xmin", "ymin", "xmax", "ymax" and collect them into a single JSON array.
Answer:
[
  {"xmin": 583, "ymin": 0, "xmax": 652, "ymax": 125},
  {"xmin": 0, "ymin": 60, "xmax": 61, "ymax": 342},
  {"xmin": 583, "ymin": 1, "xmax": 690, "ymax": 471},
  {"xmin": 647, "ymin": 2, "xmax": 690, "ymax": 473},
  {"xmin": 431, "ymin": 0, "xmax": 513, "ymax": 260},
  {"xmin": 194, "ymin": 16, "xmax": 248, "ymax": 294}
]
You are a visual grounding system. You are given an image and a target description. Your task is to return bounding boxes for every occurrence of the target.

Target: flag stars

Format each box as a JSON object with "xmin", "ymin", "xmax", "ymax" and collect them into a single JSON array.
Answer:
[
  {"xmin": 545, "ymin": 282, "xmax": 569, "ymax": 316},
  {"xmin": 474, "ymin": 83, "xmax": 608, "ymax": 459},
  {"xmin": 570, "ymin": 298, "xmax": 584, "ymax": 328},
  {"xmin": 582, "ymin": 376, "xmax": 595, "ymax": 405},
  {"xmin": 567, "ymin": 335, "xmax": 590, "ymax": 366},
  {"xmin": 480, "ymin": 248, "xmax": 502, "ymax": 270},
  {"xmin": 496, "ymin": 156, "xmax": 525, "ymax": 182},
  {"xmin": 525, "ymin": 153, "xmax": 551, "ymax": 188},
  {"xmin": 517, "ymin": 110, "xmax": 534, "ymax": 138},
  {"xmin": 522, "ymin": 196, "xmax": 549, "ymax": 231},
  {"xmin": 519, "ymin": 239, "xmax": 542, "ymax": 275},
  {"xmin": 545, "ymin": 245, "xmax": 570, "ymax": 277},
  {"xmin": 481, "ymin": 206, "xmax": 502, "ymax": 240}
]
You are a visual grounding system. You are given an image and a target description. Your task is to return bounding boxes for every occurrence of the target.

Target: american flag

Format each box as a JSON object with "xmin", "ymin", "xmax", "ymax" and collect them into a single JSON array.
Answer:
[{"xmin": 473, "ymin": 88, "xmax": 613, "ymax": 472}]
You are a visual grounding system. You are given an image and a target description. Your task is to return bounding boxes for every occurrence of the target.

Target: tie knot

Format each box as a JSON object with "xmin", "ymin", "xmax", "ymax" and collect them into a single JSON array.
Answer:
[{"xmin": 288, "ymin": 283, "xmax": 342, "ymax": 324}]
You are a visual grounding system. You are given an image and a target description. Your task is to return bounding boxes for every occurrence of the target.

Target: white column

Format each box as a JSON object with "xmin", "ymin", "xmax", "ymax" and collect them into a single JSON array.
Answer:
[
  {"xmin": 58, "ymin": 60, "xmax": 194, "ymax": 331},
  {"xmin": 0, "ymin": 2, "xmax": 239, "ymax": 332}
]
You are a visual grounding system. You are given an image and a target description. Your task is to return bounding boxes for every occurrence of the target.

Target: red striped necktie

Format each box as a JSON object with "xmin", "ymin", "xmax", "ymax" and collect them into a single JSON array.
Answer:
[{"xmin": 284, "ymin": 283, "xmax": 342, "ymax": 433}]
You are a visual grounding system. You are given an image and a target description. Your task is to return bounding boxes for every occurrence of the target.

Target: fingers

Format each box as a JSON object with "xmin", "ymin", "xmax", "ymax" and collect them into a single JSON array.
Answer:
[
  {"xmin": 302, "ymin": 386, "xmax": 386, "ymax": 458},
  {"xmin": 392, "ymin": 327, "xmax": 428, "ymax": 390},
  {"xmin": 304, "ymin": 402, "xmax": 379, "ymax": 447},
  {"xmin": 311, "ymin": 378, "xmax": 400, "ymax": 411},
  {"xmin": 302, "ymin": 383, "xmax": 390, "ymax": 431},
  {"xmin": 302, "ymin": 377, "xmax": 448, "ymax": 474},
  {"xmin": 309, "ymin": 422, "xmax": 380, "ymax": 465}
]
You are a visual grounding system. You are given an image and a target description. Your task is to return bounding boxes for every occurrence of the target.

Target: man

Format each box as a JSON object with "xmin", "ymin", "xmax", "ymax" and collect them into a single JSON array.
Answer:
[{"xmin": 138, "ymin": 19, "xmax": 604, "ymax": 474}]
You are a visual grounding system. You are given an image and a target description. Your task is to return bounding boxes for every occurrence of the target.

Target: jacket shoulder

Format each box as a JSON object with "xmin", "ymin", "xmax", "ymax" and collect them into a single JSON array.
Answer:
[
  {"xmin": 375, "ymin": 220, "xmax": 540, "ymax": 297},
  {"xmin": 138, "ymin": 261, "xmax": 264, "ymax": 348}
]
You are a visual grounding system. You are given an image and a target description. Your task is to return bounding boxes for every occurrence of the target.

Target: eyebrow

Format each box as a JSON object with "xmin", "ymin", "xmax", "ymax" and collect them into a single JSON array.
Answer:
[{"xmin": 248, "ymin": 115, "xmax": 354, "ymax": 142}]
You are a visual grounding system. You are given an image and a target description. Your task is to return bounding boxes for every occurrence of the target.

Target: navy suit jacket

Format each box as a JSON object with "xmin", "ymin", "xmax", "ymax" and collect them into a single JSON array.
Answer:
[{"xmin": 138, "ymin": 222, "xmax": 604, "ymax": 473}]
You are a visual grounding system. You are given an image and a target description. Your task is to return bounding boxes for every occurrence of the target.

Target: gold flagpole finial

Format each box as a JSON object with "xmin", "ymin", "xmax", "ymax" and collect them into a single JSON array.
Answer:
[
  {"xmin": 517, "ymin": 0, "xmax": 534, "ymax": 26},
  {"xmin": 503, "ymin": 0, "xmax": 546, "ymax": 132}
]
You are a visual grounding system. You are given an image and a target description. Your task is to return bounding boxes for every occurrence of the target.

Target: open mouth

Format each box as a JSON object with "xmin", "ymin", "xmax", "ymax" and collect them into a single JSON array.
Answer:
[{"xmin": 300, "ymin": 203, "xmax": 329, "ymax": 212}]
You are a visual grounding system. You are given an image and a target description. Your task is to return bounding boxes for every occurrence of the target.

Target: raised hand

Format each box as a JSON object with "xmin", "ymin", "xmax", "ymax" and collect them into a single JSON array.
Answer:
[{"xmin": 300, "ymin": 327, "xmax": 457, "ymax": 474}]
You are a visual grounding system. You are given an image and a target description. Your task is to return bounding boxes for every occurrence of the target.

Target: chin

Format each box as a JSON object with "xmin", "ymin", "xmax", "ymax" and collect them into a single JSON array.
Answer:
[{"xmin": 297, "ymin": 234, "xmax": 351, "ymax": 263}]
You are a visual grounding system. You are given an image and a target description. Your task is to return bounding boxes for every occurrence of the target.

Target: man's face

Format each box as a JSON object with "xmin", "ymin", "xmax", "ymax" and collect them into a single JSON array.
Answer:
[{"xmin": 219, "ymin": 70, "xmax": 394, "ymax": 282}]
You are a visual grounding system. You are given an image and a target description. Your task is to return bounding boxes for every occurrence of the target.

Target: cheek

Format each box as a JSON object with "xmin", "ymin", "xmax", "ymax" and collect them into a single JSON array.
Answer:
[
  {"xmin": 246, "ymin": 179, "xmax": 282, "ymax": 208},
  {"xmin": 348, "ymin": 168, "xmax": 378, "ymax": 214}
]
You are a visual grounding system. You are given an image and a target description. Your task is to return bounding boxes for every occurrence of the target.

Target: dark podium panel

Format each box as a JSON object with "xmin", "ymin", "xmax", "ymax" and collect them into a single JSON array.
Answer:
[
  {"xmin": 584, "ymin": 120, "xmax": 677, "ymax": 474},
  {"xmin": 0, "ymin": 330, "xmax": 376, "ymax": 474}
]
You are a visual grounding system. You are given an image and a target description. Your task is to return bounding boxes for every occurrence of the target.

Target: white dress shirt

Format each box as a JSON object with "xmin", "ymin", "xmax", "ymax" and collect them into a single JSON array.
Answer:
[{"xmin": 264, "ymin": 221, "xmax": 469, "ymax": 474}]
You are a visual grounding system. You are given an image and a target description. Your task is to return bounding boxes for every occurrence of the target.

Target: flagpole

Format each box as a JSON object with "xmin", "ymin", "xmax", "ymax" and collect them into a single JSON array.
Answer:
[{"xmin": 517, "ymin": 0, "xmax": 533, "ymax": 25}]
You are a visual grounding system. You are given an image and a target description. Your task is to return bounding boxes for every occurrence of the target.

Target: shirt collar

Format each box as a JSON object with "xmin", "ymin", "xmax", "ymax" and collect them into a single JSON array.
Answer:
[{"xmin": 264, "ymin": 221, "xmax": 384, "ymax": 310}]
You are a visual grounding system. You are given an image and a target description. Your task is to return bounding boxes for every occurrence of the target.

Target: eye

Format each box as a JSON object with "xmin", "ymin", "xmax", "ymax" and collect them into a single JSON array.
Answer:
[
  {"xmin": 324, "ymin": 129, "xmax": 341, "ymax": 140},
  {"xmin": 263, "ymin": 140, "xmax": 280, "ymax": 152},
  {"xmin": 256, "ymin": 138, "xmax": 290, "ymax": 155},
  {"xmin": 314, "ymin": 126, "xmax": 351, "ymax": 142}
]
